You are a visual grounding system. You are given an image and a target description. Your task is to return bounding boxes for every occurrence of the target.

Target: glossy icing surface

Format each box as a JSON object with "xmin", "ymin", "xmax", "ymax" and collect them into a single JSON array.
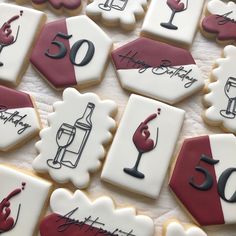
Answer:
[
  {"xmin": 32, "ymin": 0, "xmax": 81, "ymax": 10},
  {"xmin": 102, "ymin": 94, "xmax": 185, "ymax": 199},
  {"xmin": 33, "ymin": 88, "xmax": 117, "ymax": 188}
]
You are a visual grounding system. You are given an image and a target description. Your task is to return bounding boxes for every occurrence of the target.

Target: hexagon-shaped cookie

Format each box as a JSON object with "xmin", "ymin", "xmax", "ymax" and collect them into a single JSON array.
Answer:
[
  {"xmin": 111, "ymin": 37, "xmax": 204, "ymax": 104},
  {"xmin": 0, "ymin": 86, "xmax": 41, "ymax": 151},
  {"xmin": 169, "ymin": 134, "xmax": 236, "ymax": 226},
  {"xmin": 30, "ymin": 15, "xmax": 112, "ymax": 89}
]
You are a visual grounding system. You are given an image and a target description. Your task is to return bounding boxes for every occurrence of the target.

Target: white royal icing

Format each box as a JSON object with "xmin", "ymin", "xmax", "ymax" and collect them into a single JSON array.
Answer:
[
  {"xmin": 141, "ymin": 0, "xmax": 204, "ymax": 46},
  {"xmin": 86, "ymin": 0, "xmax": 147, "ymax": 29},
  {"xmin": 0, "ymin": 165, "xmax": 52, "ymax": 236},
  {"xmin": 207, "ymin": 0, "xmax": 236, "ymax": 17},
  {"xmin": 50, "ymin": 188, "xmax": 155, "ymax": 236},
  {"xmin": 165, "ymin": 222, "xmax": 207, "ymax": 236},
  {"xmin": 0, "ymin": 3, "xmax": 45, "ymax": 85},
  {"xmin": 101, "ymin": 94, "xmax": 185, "ymax": 199},
  {"xmin": 33, "ymin": 88, "xmax": 117, "ymax": 188},
  {"xmin": 204, "ymin": 45, "xmax": 236, "ymax": 133}
]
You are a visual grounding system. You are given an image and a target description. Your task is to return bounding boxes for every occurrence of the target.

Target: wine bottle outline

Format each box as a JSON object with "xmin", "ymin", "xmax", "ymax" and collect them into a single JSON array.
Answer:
[
  {"xmin": 98, "ymin": 0, "xmax": 129, "ymax": 12},
  {"xmin": 123, "ymin": 109, "xmax": 161, "ymax": 179},
  {"xmin": 160, "ymin": 0, "xmax": 188, "ymax": 30}
]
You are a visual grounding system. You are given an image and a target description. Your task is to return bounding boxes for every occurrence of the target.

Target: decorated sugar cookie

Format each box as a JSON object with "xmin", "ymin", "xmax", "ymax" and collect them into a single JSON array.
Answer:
[
  {"xmin": 0, "ymin": 3, "xmax": 46, "ymax": 86},
  {"xmin": 0, "ymin": 86, "xmax": 41, "ymax": 152},
  {"xmin": 201, "ymin": 0, "xmax": 236, "ymax": 44},
  {"xmin": 170, "ymin": 134, "xmax": 236, "ymax": 226},
  {"xmin": 163, "ymin": 221, "xmax": 207, "ymax": 236},
  {"xmin": 102, "ymin": 94, "xmax": 185, "ymax": 199},
  {"xmin": 141, "ymin": 0, "xmax": 204, "ymax": 47},
  {"xmin": 86, "ymin": 0, "xmax": 148, "ymax": 30},
  {"xmin": 16, "ymin": 0, "xmax": 82, "ymax": 15},
  {"xmin": 30, "ymin": 16, "xmax": 112, "ymax": 90},
  {"xmin": 0, "ymin": 164, "xmax": 52, "ymax": 235},
  {"xmin": 40, "ymin": 188, "xmax": 155, "ymax": 236},
  {"xmin": 33, "ymin": 88, "xmax": 117, "ymax": 188},
  {"xmin": 203, "ymin": 45, "xmax": 236, "ymax": 133},
  {"xmin": 112, "ymin": 37, "xmax": 204, "ymax": 104}
]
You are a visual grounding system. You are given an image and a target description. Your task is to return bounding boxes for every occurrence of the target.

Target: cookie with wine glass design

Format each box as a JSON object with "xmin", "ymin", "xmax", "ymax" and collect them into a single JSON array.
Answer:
[
  {"xmin": 163, "ymin": 220, "xmax": 207, "ymax": 236},
  {"xmin": 170, "ymin": 134, "xmax": 236, "ymax": 226},
  {"xmin": 39, "ymin": 188, "xmax": 155, "ymax": 236},
  {"xmin": 0, "ymin": 164, "xmax": 52, "ymax": 236},
  {"xmin": 111, "ymin": 37, "xmax": 204, "ymax": 104},
  {"xmin": 141, "ymin": 0, "xmax": 204, "ymax": 47},
  {"xmin": 86, "ymin": 0, "xmax": 148, "ymax": 30},
  {"xmin": 0, "ymin": 86, "xmax": 41, "ymax": 152},
  {"xmin": 33, "ymin": 88, "xmax": 117, "ymax": 188},
  {"xmin": 203, "ymin": 45, "xmax": 236, "ymax": 133},
  {"xmin": 30, "ymin": 15, "xmax": 112, "ymax": 90},
  {"xmin": 201, "ymin": 0, "xmax": 236, "ymax": 44},
  {"xmin": 15, "ymin": 0, "xmax": 82, "ymax": 15},
  {"xmin": 0, "ymin": 3, "xmax": 46, "ymax": 86},
  {"xmin": 101, "ymin": 94, "xmax": 185, "ymax": 199}
]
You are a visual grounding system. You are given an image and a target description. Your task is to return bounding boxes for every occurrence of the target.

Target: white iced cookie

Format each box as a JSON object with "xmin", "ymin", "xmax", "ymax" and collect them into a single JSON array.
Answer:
[
  {"xmin": 40, "ymin": 188, "xmax": 155, "ymax": 236},
  {"xmin": 0, "ymin": 86, "xmax": 41, "ymax": 152},
  {"xmin": 204, "ymin": 45, "xmax": 236, "ymax": 133},
  {"xmin": 141, "ymin": 0, "xmax": 204, "ymax": 47},
  {"xmin": 0, "ymin": 164, "xmax": 52, "ymax": 236},
  {"xmin": 112, "ymin": 37, "xmax": 204, "ymax": 104},
  {"xmin": 30, "ymin": 15, "xmax": 112, "ymax": 90},
  {"xmin": 86, "ymin": 0, "xmax": 147, "ymax": 30},
  {"xmin": 101, "ymin": 94, "xmax": 185, "ymax": 199},
  {"xmin": 0, "ymin": 3, "xmax": 46, "ymax": 86},
  {"xmin": 164, "ymin": 221, "xmax": 207, "ymax": 236},
  {"xmin": 33, "ymin": 88, "xmax": 117, "ymax": 188}
]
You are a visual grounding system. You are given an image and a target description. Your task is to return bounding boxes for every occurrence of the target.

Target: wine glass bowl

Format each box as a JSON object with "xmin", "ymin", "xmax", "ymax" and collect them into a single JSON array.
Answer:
[{"xmin": 167, "ymin": 0, "xmax": 185, "ymax": 12}]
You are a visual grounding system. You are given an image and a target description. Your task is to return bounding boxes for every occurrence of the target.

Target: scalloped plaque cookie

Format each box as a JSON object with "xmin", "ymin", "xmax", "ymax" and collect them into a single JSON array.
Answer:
[
  {"xmin": 0, "ymin": 86, "xmax": 41, "ymax": 152},
  {"xmin": 204, "ymin": 45, "xmax": 236, "ymax": 133},
  {"xmin": 40, "ymin": 188, "xmax": 155, "ymax": 236},
  {"xmin": 170, "ymin": 134, "xmax": 236, "ymax": 226},
  {"xmin": 0, "ymin": 3, "xmax": 46, "ymax": 86},
  {"xmin": 33, "ymin": 88, "xmax": 117, "ymax": 188},
  {"xmin": 102, "ymin": 94, "xmax": 185, "ymax": 199},
  {"xmin": 0, "ymin": 165, "xmax": 52, "ymax": 236},
  {"xmin": 201, "ymin": 0, "xmax": 236, "ymax": 44},
  {"xmin": 86, "ymin": 0, "xmax": 148, "ymax": 30},
  {"xmin": 30, "ymin": 16, "xmax": 112, "ymax": 90},
  {"xmin": 112, "ymin": 37, "xmax": 204, "ymax": 104},
  {"xmin": 141, "ymin": 0, "xmax": 204, "ymax": 47}
]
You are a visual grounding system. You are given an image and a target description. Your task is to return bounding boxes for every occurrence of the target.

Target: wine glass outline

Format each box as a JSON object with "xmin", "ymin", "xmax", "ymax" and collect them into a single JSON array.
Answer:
[
  {"xmin": 220, "ymin": 77, "xmax": 236, "ymax": 119},
  {"xmin": 123, "ymin": 112, "xmax": 160, "ymax": 179},
  {"xmin": 160, "ymin": 0, "xmax": 188, "ymax": 30},
  {"xmin": 47, "ymin": 123, "xmax": 76, "ymax": 169},
  {"xmin": 98, "ymin": 0, "xmax": 128, "ymax": 11}
]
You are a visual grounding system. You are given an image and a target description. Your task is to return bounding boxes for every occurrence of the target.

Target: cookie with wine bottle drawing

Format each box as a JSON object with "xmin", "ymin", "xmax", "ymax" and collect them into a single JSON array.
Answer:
[
  {"xmin": 0, "ymin": 164, "xmax": 52, "ymax": 236},
  {"xmin": 200, "ymin": 0, "xmax": 236, "ymax": 45},
  {"xmin": 203, "ymin": 45, "xmax": 236, "ymax": 134},
  {"xmin": 15, "ymin": 0, "xmax": 82, "ymax": 15},
  {"xmin": 40, "ymin": 188, "xmax": 155, "ymax": 236},
  {"xmin": 141, "ymin": 0, "xmax": 205, "ymax": 47},
  {"xmin": 111, "ymin": 37, "xmax": 204, "ymax": 104},
  {"xmin": 33, "ymin": 88, "xmax": 117, "ymax": 189},
  {"xmin": 0, "ymin": 86, "xmax": 41, "ymax": 152},
  {"xmin": 169, "ymin": 134, "xmax": 236, "ymax": 226},
  {"xmin": 30, "ymin": 15, "xmax": 112, "ymax": 90},
  {"xmin": 101, "ymin": 94, "xmax": 185, "ymax": 199},
  {"xmin": 0, "ymin": 3, "xmax": 46, "ymax": 86},
  {"xmin": 163, "ymin": 220, "xmax": 207, "ymax": 236},
  {"xmin": 86, "ymin": 0, "xmax": 148, "ymax": 30}
]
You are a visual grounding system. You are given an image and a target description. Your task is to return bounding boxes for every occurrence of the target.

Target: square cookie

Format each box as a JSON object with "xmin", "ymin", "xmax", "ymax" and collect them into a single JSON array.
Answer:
[
  {"xmin": 141, "ymin": 0, "xmax": 204, "ymax": 47},
  {"xmin": 101, "ymin": 94, "xmax": 185, "ymax": 199}
]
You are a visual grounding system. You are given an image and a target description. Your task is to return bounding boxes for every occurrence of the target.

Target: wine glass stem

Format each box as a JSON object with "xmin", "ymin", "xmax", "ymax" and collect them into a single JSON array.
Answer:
[
  {"xmin": 226, "ymin": 99, "xmax": 233, "ymax": 114},
  {"xmin": 133, "ymin": 152, "xmax": 143, "ymax": 171},
  {"xmin": 53, "ymin": 147, "xmax": 62, "ymax": 164},
  {"xmin": 168, "ymin": 10, "xmax": 177, "ymax": 25}
]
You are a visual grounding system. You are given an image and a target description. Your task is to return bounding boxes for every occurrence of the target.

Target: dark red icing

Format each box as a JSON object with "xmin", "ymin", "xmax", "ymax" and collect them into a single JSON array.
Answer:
[
  {"xmin": 111, "ymin": 37, "xmax": 196, "ymax": 70},
  {"xmin": 167, "ymin": 0, "xmax": 185, "ymax": 12},
  {"xmin": 202, "ymin": 14, "xmax": 236, "ymax": 41},
  {"xmin": 40, "ymin": 213, "xmax": 111, "ymax": 236},
  {"xmin": 30, "ymin": 19, "xmax": 77, "ymax": 89},
  {"xmin": 32, "ymin": 0, "xmax": 81, "ymax": 10},
  {"xmin": 169, "ymin": 136, "xmax": 224, "ymax": 226},
  {"xmin": 0, "ymin": 86, "xmax": 33, "ymax": 109}
]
